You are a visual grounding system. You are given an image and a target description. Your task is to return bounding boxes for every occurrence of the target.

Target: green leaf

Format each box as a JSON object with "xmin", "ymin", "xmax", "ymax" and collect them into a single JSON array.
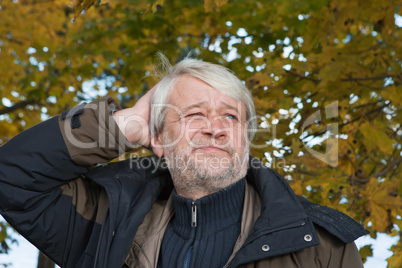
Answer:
[
  {"xmin": 360, "ymin": 122, "xmax": 394, "ymax": 155},
  {"xmin": 359, "ymin": 244, "xmax": 373, "ymax": 263}
]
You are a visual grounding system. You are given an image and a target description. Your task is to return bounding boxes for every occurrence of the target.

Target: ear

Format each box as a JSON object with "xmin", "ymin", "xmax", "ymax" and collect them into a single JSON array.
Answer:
[{"xmin": 151, "ymin": 135, "xmax": 164, "ymax": 157}]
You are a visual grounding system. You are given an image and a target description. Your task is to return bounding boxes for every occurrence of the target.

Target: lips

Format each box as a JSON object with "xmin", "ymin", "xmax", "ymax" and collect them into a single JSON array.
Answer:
[
  {"xmin": 193, "ymin": 144, "xmax": 234, "ymax": 155},
  {"xmin": 197, "ymin": 146, "xmax": 227, "ymax": 152},
  {"xmin": 190, "ymin": 138, "xmax": 234, "ymax": 154}
]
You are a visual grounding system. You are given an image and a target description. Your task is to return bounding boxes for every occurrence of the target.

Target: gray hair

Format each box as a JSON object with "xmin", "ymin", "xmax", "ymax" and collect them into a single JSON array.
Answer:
[{"xmin": 150, "ymin": 55, "xmax": 257, "ymax": 143}]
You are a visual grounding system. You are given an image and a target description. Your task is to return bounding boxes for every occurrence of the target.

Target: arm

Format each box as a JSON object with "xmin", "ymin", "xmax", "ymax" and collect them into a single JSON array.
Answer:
[
  {"xmin": 310, "ymin": 225, "xmax": 364, "ymax": 268},
  {"xmin": 0, "ymin": 88, "xmax": 156, "ymax": 266}
]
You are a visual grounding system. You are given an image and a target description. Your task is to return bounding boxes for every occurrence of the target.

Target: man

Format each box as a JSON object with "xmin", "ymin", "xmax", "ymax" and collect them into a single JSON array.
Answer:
[{"xmin": 0, "ymin": 57, "xmax": 367, "ymax": 267}]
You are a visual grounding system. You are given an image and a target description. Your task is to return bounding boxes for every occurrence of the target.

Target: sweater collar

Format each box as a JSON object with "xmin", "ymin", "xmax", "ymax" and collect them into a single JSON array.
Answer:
[{"xmin": 171, "ymin": 178, "xmax": 245, "ymax": 239}]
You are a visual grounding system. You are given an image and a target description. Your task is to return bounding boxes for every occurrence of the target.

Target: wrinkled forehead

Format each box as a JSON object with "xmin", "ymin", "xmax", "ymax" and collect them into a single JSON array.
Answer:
[
  {"xmin": 166, "ymin": 75, "xmax": 245, "ymax": 109},
  {"xmin": 168, "ymin": 76, "xmax": 245, "ymax": 112}
]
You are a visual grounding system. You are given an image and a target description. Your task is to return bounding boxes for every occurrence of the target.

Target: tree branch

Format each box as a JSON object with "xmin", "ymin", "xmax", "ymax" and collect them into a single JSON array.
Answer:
[
  {"xmin": 286, "ymin": 70, "xmax": 400, "ymax": 83},
  {"xmin": 19, "ymin": 0, "xmax": 56, "ymax": 6},
  {"xmin": 340, "ymin": 75, "xmax": 400, "ymax": 82},
  {"xmin": 286, "ymin": 70, "xmax": 320, "ymax": 83},
  {"xmin": 375, "ymin": 157, "xmax": 402, "ymax": 178},
  {"xmin": 301, "ymin": 102, "xmax": 391, "ymax": 140},
  {"xmin": 0, "ymin": 99, "xmax": 39, "ymax": 115},
  {"xmin": 294, "ymin": 167, "xmax": 320, "ymax": 176}
]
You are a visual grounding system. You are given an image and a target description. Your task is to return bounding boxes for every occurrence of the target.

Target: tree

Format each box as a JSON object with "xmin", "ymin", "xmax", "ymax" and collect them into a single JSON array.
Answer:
[
  {"xmin": 0, "ymin": 0, "xmax": 401, "ymax": 266},
  {"xmin": 0, "ymin": 221, "xmax": 17, "ymax": 267}
]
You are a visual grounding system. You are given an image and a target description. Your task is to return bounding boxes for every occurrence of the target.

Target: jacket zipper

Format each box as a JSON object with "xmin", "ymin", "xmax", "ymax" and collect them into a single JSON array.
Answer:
[
  {"xmin": 191, "ymin": 201, "xmax": 197, "ymax": 227},
  {"xmin": 182, "ymin": 202, "xmax": 197, "ymax": 267},
  {"xmin": 93, "ymin": 212, "xmax": 107, "ymax": 268}
]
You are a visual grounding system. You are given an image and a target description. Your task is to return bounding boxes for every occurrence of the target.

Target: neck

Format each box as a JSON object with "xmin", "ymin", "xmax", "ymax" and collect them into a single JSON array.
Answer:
[
  {"xmin": 171, "ymin": 178, "xmax": 246, "ymax": 234},
  {"xmin": 173, "ymin": 176, "xmax": 243, "ymax": 200}
]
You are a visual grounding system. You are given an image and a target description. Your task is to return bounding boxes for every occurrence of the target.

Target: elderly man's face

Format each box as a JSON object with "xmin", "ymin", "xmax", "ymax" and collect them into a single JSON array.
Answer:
[{"xmin": 153, "ymin": 75, "xmax": 249, "ymax": 197}]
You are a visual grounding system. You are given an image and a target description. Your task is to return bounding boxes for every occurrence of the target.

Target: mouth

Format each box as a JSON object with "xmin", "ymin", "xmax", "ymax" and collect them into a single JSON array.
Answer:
[{"xmin": 196, "ymin": 146, "xmax": 229, "ymax": 153}]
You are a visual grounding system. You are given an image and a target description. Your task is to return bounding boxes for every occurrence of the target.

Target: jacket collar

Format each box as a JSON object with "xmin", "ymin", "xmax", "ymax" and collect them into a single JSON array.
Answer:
[
  {"xmin": 86, "ymin": 156, "xmax": 319, "ymax": 267},
  {"xmin": 245, "ymin": 157, "xmax": 309, "ymax": 229},
  {"xmin": 226, "ymin": 157, "xmax": 319, "ymax": 267}
]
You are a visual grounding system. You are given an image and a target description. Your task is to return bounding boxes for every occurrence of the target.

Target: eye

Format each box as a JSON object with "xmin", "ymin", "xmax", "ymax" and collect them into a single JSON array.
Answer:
[
  {"xmin": 225, "ymin": 114, "xmax": 238, "ymax": 120},
  {"xmin": 186, "ymin": 112, "xmax": 204, "ymax": 117}
]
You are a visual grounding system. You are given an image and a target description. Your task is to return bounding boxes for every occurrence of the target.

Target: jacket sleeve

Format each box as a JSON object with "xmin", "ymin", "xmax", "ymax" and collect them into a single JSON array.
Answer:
[
  {"xmin": 311, "ymin": 225, "xmax": 364, "ymax": 268},
  {"xmin": 0, "ymin": 96, "xmax": 129, "ymax": 266},
  {"xmin": 251, "ymin": 225, "xmax": 364, "ymax": 268}
]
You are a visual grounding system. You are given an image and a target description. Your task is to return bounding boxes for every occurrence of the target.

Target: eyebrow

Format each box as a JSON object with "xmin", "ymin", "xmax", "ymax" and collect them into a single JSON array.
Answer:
[
  {"xmin": 182, "ymin": 101, "xmax": 208, "ymax": 113},
  {"xmin": 182, "ymin": 101, "xmax": 241, "ymax": 114},
  {"xmin": 221, "ymin": 102, "xmax": 240, "ymax": 113}
]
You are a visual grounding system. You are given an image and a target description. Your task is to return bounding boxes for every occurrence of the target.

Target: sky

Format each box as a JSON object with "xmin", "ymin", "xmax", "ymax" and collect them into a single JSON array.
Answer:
[{"xmin": 0, "ymin": 216, "xmax": 398, "ymax": 268}]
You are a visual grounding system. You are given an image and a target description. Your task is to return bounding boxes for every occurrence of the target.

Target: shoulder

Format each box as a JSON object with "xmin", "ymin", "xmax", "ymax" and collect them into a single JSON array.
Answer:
[
  {"xmin": 85, "ymin": 155, "xmax": 169, "ymax": 180},
  {"xmin": 83, "ymin": 155, "xmax": 173, "ymax": 200},
  {"xmin": 296, "ymin": 195, "xmax": 368, "ymax": 243},
  {"xmin": 295, "ymin": 225, "xmax": 365, "ymax": 268}
]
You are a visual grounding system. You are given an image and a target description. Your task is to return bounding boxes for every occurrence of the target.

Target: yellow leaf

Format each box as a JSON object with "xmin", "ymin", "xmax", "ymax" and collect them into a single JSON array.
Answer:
[
  {"xmin": 82, "ymin": 0, "xmax": 96, "ymax": 10},
  {"xmin": 388, "ymin": 248, "xmax": 402, "ymax": 268},
  {"xmin": 362, "ymin": 179, "xmax": 402, "ymax": 232},
  {"xmin": 69, "ymin": 0, "xmax": 84, "ymax": 8},
  {"xmin": 249, "ymin": 73, "xmax": 273, "ymax": 87},
  {"xmin": 360, "ymin": 122, "xmax": 394, "ymax": 155},
  {"xmin": 289, "ymin": 178, "xmax": 304, "ymax": 195},
  {"xmin": 359, "ymin": 245, "xmax": 373, "ymax": 263},
  {"xmin": 364, "ymin": 179, "xmax": 402, "ymax": 206},
  {"xmin": 214, "ymin": 0, "xmax": 229, "ymax": 8},
  {"xmin": 338, "ymin": 158, "xmax": 353, "ymax": 175},
  {"xmin": 152, "ymin": 0, "xmax": 165, "ymax": 13},
  {"xmin": 299, "ymin": 155, "xmax": 328, "ymax": 169},
  {"xmin": 204, "ymin": 0, "xmax": 215, "ymax": 12},
  {"xmin": 382, "ymin": 85, "xmax": 402, "ymax": 106},
  {"xmin": 365, "ymin": 201, "xmax": 390, "ymax": 232},
  {"xmin": 291, "ymin": 138, "xmax": 302, "ymax": 156}
]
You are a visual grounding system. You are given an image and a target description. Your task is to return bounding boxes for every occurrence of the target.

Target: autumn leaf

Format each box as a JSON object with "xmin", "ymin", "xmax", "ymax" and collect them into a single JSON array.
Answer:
[
  {"xmin": 359, "ymin": 244, "xmax": 373, "ymax": 263},
  {"xmin": 362, "ymin": 178, "xmax": 402, "ymax": 232},
  {"xmin": 388, "ymin": 242, "xmax": 402, "ymax": 268},
  {"xmin": 215, "ymin": 0, "xmax": 229, "ymax": 8},
  {"xmin": 360, "ymin": 122, "xmax": 394, "ymax": 155},
  {"xmin": 204, "ymin": 0, "xmax": 215, "ymax": 12}
]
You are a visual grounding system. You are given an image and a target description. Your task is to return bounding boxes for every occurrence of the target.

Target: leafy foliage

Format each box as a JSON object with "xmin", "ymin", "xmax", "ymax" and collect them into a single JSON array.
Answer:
[
  {"xmin": 359, "ymin": 244, "xmax": 373, "ymax": 263},
  {"xmin": 0, "ymin": 0, "xmax": 401, "ymax": 265},
  {"xmin": 0, "ymin": 221, "xmax": 16, "ymax": 267}
]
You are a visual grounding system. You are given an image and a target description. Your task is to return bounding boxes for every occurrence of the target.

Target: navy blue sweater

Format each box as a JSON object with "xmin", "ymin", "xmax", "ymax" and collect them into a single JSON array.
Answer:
[{"xmin": 158, "ymin": 178, "xmax": 245, "ymax": 268}]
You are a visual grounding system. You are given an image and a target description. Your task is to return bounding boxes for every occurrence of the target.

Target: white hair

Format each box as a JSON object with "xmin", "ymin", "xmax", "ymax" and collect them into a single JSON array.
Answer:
[{"xmin": 150, "ymin": 55, "xmax": 257, "ymax": 143}]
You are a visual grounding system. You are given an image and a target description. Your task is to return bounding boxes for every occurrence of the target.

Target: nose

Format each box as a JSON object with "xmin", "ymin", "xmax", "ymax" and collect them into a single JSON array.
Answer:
[{"xmin": 201, "ymin": 117, "xmax": 228, "ymax": 139}]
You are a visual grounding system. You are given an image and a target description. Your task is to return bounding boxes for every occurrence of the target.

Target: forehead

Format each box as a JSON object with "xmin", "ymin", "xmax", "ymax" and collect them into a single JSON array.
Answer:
[{"xmin": 168, "ymin": 75, "xmax": 244, "ymax": 111}]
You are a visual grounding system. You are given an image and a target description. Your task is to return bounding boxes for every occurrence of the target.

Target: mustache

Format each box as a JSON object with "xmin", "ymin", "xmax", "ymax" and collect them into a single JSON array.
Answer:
[{"xmin": 189, "ymin": 139, "xmax": 235, "ymax": 155}]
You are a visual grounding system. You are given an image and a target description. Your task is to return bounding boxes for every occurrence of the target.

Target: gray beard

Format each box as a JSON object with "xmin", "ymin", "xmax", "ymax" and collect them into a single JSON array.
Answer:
[{"xmin": 163, "ymin": 134, "xmax": 248, "ymax": 196}]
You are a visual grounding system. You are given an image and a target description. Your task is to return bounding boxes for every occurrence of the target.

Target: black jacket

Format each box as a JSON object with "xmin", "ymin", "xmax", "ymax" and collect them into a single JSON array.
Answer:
[{"xmin": 0, "ymin": 108, "xmax": 368, "ymax": 267}]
